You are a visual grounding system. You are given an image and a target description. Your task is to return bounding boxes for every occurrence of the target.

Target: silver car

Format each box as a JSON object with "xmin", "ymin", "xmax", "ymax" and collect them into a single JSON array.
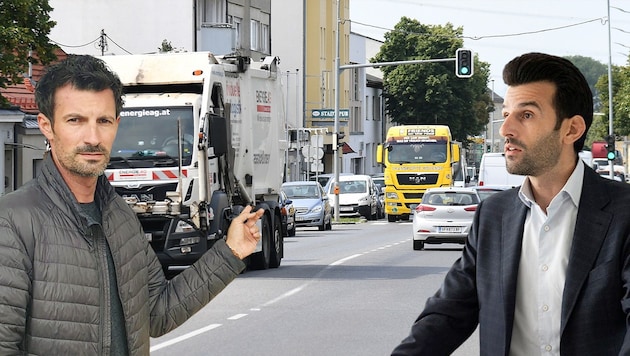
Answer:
[
  {"xmin": 412, "ymin": 187, "xmax": 479, "ymax": 250},
  {"xmin": 282, "ymin": 181, "xmax": 332, "ymax": 231}
]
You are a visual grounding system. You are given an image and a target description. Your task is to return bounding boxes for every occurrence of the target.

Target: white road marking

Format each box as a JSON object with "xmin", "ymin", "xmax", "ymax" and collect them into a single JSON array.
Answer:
[
  {"xmin": 150, "ymin": 324, "xmax": 222, "ymax": 352},
  {"xmin": 151, "ymin": 238, "xmax": 412, "ymax": 352}
]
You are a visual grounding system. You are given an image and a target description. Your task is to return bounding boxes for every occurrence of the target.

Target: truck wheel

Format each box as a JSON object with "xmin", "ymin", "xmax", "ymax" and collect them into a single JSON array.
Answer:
[
  {"xmin": 269, "ymin": 215, "xmax": 282, "ymax": 268},
  {"xmin": 387, "ymin": 214, "xmax": 396, "ymax": 222},
  {"xmin": 250, "ymin": 213, "xmax": 272, "ymax": 270}
]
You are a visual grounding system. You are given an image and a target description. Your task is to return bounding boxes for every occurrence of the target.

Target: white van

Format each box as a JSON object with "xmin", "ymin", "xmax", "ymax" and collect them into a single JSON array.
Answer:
[
  {"xmin": 326, "ymin": 174, "xmax": 379, "ymax": 220},
  {"xmin": 478, "ymin": 152, "xmax": 525, "ymax": 188}
]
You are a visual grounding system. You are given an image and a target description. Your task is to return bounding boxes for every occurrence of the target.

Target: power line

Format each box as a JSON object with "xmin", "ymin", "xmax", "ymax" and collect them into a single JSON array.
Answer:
[
  {"xmin": 351, "ymin": 16, "xmax": 606, "ymax": 41},
  {"xmin": 50, "ymin": 30, "xmax": 134, "ymax": 55}
]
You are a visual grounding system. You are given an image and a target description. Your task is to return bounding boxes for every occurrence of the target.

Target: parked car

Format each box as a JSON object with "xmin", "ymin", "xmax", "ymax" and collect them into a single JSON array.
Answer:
[
  {"xmin": 278, "ymin": 190, "xmax": 296, "ymax": 237},
  {"xmin": 371, "ymin": 174, "xmax": 385, "ymax": 219},
  {"xmin": 326, "ymin": 174, "xmax": 379, "ymax": 220},
  {"xmin": 282, "ymin": 181, "xmax": 332, "ymax": 231},
  {"xmin": 412, "ymin": 187, "xmax": 480, "ymax": 250},
  {"xmin": 470, "ymin": 185, "xmax": 511, "ymax": 201},
  {"xmin": 312, "ymin": 172, "xmax": 353, "ymax": 192}
]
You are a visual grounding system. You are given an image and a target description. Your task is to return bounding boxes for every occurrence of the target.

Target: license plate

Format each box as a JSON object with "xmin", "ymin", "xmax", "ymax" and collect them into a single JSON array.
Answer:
[
  {"xmin": 340, "ymin": 207, "xmax": 354, "ymax": 212},
  {"xmin": 438, "ymin": 226, "xmax": 462, "ymax": 233},
  {"xmin": 145, "ymin": 232, "xmax": 153, "ymax": 242},
  {"xmin": 295, "ymin": 216, "xmax": 305, "ymax": 221}
]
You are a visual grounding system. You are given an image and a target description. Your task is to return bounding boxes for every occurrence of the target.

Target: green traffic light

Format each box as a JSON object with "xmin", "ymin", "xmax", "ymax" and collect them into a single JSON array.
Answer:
[{"xmin": 608, "ymin": 151, "xmax": 616, "ymax": 160}]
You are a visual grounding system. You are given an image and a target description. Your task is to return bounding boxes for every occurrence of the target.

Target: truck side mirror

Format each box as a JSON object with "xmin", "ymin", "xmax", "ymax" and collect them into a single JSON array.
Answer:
[{"xmin": 208, "ymin": 113, "xmax": 228, "ymax": 157}]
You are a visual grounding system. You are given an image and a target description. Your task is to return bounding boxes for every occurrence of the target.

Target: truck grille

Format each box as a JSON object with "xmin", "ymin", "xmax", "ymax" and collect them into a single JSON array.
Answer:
[
  {"xmin": 396, "ymin": 173, "xmax": 438, "ymax": 186},
  {"xmin": 114, "ymin": 183, "xmax": 178, "ymax": 202}
]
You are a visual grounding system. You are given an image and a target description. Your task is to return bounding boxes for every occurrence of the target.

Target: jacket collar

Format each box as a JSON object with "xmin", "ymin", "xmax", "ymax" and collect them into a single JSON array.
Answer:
[{"xmin": 37, "ymin": 154, "xmax": 115, "ymax": 227}]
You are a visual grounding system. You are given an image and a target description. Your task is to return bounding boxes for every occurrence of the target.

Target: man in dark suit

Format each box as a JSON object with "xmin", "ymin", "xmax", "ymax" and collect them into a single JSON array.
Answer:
[{"xmin": 392, "ymin": 52, "xmax": 630, "ymax": 355}]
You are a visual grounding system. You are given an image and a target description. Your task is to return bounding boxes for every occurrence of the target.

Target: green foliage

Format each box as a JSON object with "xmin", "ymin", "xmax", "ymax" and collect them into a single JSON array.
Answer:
[
  {"xmin": 371, "ymin": 17, "xmax": 491, "ymax": 142},
  {"xmin": 0, "ymin": 0, "xmax": 58, "ymax": 107},
  {"xmin": 594, "ymin": 65, "xmax": 630, "ymax": 142},
  {"xmin": 564, "ymin": 55, "xmax": 606, "ymax": 112},
  {"xmin": 158, "ymin": 39, "xmax": 173, "ymax": 53}
]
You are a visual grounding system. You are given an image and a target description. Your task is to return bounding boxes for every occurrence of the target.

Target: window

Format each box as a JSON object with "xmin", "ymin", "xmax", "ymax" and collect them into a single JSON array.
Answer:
[
  {"xmin": 260, "ymin": 23, "xmax": 270, "ymax": 54},
  {"xmin": 250, "ymin": 19, "xmax": 259, "ymax": 51},
  {"xmin": 373, "ymin": 95, "xmax": 382, "ymax": 121},
  {"xmin": 231, "ymin": 16, "xmax": 242, "ymax": 48},
  {"xmin": 201, "ymin": 0, "xmax": 226, "ymax": 24}
]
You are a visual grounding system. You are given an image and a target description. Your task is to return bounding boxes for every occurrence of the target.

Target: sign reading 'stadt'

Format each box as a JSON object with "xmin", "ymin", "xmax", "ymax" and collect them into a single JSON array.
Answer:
[{"xmin": 311, "ymin": 109, "xmax": 349, "ymax": 118}]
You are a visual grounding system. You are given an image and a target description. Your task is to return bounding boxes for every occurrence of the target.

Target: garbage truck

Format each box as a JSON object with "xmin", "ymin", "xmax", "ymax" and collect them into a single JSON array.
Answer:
[{"xmin": 101, "ymin": 52, "xmax": 287, "ymax": 272}]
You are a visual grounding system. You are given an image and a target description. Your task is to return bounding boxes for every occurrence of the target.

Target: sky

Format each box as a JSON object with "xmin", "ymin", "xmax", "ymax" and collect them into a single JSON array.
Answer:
[{"xmin": 349, "ymin": 0, "xmax": 630, "ymax": 96}]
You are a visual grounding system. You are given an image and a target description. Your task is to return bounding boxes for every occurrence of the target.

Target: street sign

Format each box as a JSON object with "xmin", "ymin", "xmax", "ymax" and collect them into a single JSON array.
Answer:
[
  {"xmin": 310, "ymin": 134, "xmax": 323, "ymax": 148},
  {"xmin": 311, "ymin": 109, "xmax": 349, "ymax": 119},
  {"xmin": 301, "ymin": 146, "xmax": 324, "ymax": 159}
]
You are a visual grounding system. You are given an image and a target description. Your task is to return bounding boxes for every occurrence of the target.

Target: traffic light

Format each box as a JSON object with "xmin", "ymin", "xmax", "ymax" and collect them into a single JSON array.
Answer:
[
  {"xmin": 455, "ymin": 48, "xmax": 474, "ymax": 78},
  {"xmin": 336, "ymin": 132, "xmax": 345, "ymax": 148},
  {"xmin": 606, "ymin": 134, "xmax": 616, "ymax": 161}
]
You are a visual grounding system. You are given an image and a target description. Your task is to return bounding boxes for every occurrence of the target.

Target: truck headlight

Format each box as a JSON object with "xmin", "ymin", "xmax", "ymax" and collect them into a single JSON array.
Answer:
[
  {"xmin": 180, "ymin": 236, "xmax": 200, "ymax": 246},
  {"xmin": 175, "ymin": 220, "xmax": 195, "ymax": 233},
  {"xmin": 386, "ymin": 192, "xmax": 398, "ymax": 199}
]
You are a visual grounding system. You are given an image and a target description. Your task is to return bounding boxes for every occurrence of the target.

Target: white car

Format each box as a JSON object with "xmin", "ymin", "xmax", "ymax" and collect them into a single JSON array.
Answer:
[
  {"xmin": 412, "ymin": 187, "xmax": 480, "ymax": 250},
  {"xmin": 326, "ymin": 174, "xmax": 379, "ymax": 220}
]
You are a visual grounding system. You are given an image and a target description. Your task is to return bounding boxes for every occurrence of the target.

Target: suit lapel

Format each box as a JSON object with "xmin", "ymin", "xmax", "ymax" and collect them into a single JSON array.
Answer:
[
  {"xmin": 501, "ymin": 192, "xmax": 528, "ymax": 348},
  {"xmin": 560, "ymin": 168, "xmax": 612, "ymax": 334}
]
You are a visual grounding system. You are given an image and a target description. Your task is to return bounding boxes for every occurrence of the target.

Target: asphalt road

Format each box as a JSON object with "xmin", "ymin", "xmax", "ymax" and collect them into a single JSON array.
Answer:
[{"xmin": 150, "ymin": 219, "xmax": 480, "ymax": 355}]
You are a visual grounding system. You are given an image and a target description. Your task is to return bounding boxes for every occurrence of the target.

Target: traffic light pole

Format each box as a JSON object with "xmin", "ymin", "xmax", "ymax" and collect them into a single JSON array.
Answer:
[
  {"xmin": 332, "ymin": 0, "xmax": 469, "ymax": 222},
  {"xmin": 606, "ymin": 0, "xmax": 615, "ymax": 180}
]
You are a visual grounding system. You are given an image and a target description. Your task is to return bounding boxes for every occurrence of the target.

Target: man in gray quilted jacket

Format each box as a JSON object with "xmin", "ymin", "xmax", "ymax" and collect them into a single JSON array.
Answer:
[{"xmin": 0, "ymin": 54, "xmax": 264, "ymax": 355}]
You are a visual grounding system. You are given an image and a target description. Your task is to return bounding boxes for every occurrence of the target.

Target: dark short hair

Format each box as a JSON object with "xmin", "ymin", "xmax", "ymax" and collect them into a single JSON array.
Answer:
[
  {"xmin": 502, "ymin": 52, "xmax": 593, "ymax": 153},
  {"xmin": 35, "ymin": 54, "xmax": 124, "ymax": 123}
]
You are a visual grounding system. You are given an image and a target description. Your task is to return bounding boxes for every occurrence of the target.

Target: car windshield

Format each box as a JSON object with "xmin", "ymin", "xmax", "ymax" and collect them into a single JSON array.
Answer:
[
  {"xmin": 475, "ymin": 188, "xmax": 503, "ymax": 201},
  {"xmin": 109, "ymin": 106, "xmax": 194, "ymax": 168},
  {"xmin": 339, "ymin": 180, "xmax": 367, "ymax": 194},
  {"xmin": 284, "ymin": 185, "xmax": 320, "ymax": 199},
  {"xmin": 424, "ymin": 192, "xmax": 479, "ymax": 206}
]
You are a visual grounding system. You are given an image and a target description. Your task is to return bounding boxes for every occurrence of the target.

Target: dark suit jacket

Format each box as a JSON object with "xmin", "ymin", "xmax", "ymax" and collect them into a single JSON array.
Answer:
[{"xmin": 392, "ymin": 164, "xmax": 630, "ymax": 355}]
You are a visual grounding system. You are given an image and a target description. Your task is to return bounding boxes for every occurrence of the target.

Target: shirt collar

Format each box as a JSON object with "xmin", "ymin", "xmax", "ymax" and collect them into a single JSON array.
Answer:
[{"xmin": 518, "ymin": 159, "xmax": 584, "ymax": 209}]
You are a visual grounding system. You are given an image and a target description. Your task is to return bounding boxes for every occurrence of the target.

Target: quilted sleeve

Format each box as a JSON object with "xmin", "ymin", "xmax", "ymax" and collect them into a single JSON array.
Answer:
[
  {"xmin": 147, "ymin": 239, "xmax": 245, "ymax": 337},
  {"xmin": 0, "ymin": 213, "xmax": 32, "ymax": 353}
]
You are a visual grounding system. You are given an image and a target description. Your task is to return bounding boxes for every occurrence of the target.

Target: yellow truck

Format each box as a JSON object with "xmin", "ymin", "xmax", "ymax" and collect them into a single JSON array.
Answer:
[{"xmin": 376, "ymin": 125, "xmax": 460, "ymax": 222}]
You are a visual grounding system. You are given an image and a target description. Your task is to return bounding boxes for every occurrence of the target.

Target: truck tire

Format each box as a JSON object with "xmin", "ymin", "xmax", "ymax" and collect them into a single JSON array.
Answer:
[
  {"xmin": 250, "ymin": 213, "xmax": 272, "ymax": 270},
  {"xmin": 269, "ymin": 214, "xmax": 282, "ymax": 268},
  {"xmin": 387, "ymin": 214, "xmax": 396, "ymax": 222}
]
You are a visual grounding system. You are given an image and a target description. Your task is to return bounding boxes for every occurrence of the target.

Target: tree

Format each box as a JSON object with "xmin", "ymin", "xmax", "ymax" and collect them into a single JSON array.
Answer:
[
  {"xmin": 564, "ymin": 55, "xmax": 606, "ymax": 112},
  {"xmin": 371, "ymin": 17, "xmax": 491, "ymax": 142},
  {"xmin": 594, "ymin": 64, "xmax": 630, "ymax": 143},
  {"xmin": 0, "ymin": 0, "xmax": 58, "ymax": 107},
  {"xmin": 158, "ymin": 39, "xmax": 173, "ymax": 53}
]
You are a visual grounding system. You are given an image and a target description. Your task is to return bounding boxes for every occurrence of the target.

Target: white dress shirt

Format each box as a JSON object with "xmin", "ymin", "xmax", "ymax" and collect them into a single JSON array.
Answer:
[{"xmin": 509, "ymin": 162, "xmax": 584, "ymax": 356}]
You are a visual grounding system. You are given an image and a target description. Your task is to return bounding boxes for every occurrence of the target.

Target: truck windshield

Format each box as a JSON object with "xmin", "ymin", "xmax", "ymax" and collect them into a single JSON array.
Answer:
[
  {"xmin": 110, "ymin": 106, "xmax": 194, "ymax": 167},
  {"xmin": 387, "ymin": 140, "xmax": 447, "ymax": 164}
]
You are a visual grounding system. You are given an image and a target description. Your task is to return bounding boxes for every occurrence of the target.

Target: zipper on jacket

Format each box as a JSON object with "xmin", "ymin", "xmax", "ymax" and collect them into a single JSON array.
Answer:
[{"xmin": 90, "ymin": 227, "xmax": 113, "ymax": 355}]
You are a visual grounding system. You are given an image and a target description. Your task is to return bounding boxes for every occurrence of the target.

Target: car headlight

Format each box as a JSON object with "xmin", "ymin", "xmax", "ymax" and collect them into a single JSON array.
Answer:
[
  {"xmin": 311, "ymin": 205, "xmax": 322, "ymax": 213},
  {"xmin": 386, "ymin": 192, "xmax": 398, "ymax": 199}
]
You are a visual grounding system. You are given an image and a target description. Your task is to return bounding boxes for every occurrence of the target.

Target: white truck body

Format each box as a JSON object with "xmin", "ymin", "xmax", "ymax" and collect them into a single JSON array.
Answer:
[
  {"xmin": 102, "ymin": 52, "xmax": 287, "ymax": 271},
  {"xmin": 478, "ymin": 152, "xmax": 525, "ymax": 188}
]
